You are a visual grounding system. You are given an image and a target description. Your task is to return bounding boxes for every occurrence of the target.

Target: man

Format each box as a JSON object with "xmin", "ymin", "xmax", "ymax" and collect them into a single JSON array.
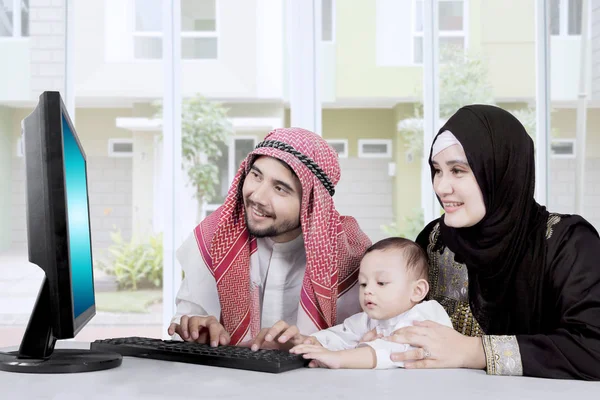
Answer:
[{"xmin": 168, "ymin": 127, "xmax": 371, "ymax": 349}]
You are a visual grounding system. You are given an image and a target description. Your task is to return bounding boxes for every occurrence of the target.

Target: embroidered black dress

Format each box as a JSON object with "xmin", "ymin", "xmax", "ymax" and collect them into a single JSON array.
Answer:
[{"xmin": 419, "ymin": 105, "xmax": 600, "ymax": 380}]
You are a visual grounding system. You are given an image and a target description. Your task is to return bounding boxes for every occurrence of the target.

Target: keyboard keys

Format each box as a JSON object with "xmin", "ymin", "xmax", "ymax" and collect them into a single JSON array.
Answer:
[{"xmin": 90, "ymin": 337, "xmax": 309, "ymax": 373}]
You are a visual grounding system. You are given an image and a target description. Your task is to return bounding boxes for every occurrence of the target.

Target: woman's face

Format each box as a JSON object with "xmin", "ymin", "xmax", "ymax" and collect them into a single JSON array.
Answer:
[{"xmin": 432, "ymin": 144, "xmax": 486, "ymax": 228}]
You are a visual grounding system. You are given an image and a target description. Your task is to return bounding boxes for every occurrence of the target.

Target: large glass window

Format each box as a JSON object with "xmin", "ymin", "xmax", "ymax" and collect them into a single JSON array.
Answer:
[
  {"xmin": 548, "ymin": 0, "xmax": 598, "ymax": 230},
  {"xmin": 134, "ymin": 0, "xmax": 217, "ymax": 60},
  {"xmin": 413, "ymin": 0, "xmax": 466, "ymax": 64},
  {"xmin": 1, "ymin": 0, "xmax": 597, "ymax": 349},
  {"xmin": 0, "ymin": 0, "xmax": 29, "ymax": 37},
  {"xmin": 550, "ymin": 0, "xmax": 583, "ymax": 36}
]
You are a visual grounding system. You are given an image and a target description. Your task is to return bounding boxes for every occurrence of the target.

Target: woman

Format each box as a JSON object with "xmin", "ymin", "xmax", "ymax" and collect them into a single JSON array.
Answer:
[{"xmin": 386, "ymin": 104, "xmax": 600, "ymax": 380}]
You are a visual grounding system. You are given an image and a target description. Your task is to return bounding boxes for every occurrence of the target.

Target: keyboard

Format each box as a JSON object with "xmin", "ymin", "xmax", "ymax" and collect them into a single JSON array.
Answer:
[{"xmin": 90, "ymin": 337, "xmax": 309, "ymax": 373}]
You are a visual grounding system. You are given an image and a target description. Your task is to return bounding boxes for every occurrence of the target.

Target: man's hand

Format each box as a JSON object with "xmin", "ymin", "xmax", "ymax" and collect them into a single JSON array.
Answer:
[
  {"xmin": 168, "ymin": 315, "xmax": 230, "ymax": 347},
  {"xmin": 247, "ymin": 320, "xmax": 313, "ymax": 351}
]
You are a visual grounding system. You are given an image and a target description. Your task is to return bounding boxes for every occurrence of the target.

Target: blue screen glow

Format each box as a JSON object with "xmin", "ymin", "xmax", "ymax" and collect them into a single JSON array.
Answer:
[{"xmin": 62, "ymin": 114, "xmax": 95, "ymax": 319}]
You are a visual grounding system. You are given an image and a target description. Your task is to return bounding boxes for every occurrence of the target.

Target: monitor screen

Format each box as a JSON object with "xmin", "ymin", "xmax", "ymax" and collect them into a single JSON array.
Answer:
[{"xmin": 61, "ymin": 113, "xmax": 95, "ymax": 320}]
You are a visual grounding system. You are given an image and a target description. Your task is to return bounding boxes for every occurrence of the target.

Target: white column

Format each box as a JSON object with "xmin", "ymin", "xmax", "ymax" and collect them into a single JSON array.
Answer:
[
  {"xmin": 162, "ymin": 0, "xmax": 183, "ymax": 338},
  {"xmin": 12, "ymin": 0, "xmax": 21, "ymax": 37},
  {"xmin": 65, "ymin": 0, "xmax": 75, "ymax": 122},
  {"xmin": 534, "ymin": 0, "xmax": 550, "ymax": 206},
  {"xmin": 421, "ymin": 0, "xmax": 440, "ymax": 224},
  {"xmin": 575, "ymin": 0, "xmax": 589, "ymax": 214},
  {"xmin": 288, "ymin": 0, "xmax": 322, "ymax": 135}
]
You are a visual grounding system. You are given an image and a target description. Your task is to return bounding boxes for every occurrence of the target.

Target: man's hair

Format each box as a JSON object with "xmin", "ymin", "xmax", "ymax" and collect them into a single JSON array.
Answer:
[{"xmin": 363, "ymin": 237, "xmax": 429, "ymax": 280}]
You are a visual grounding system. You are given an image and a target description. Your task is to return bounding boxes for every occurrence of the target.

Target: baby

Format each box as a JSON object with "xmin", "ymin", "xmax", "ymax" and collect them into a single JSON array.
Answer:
[{"xmin": 290, "ymin": 237, "xmax": 453, "ymax": 369}]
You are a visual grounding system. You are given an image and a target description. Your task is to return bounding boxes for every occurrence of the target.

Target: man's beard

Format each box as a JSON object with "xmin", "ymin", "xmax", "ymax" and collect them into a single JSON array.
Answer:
[{"xmin": 244, "ymin": 210, "xmax": 301, "ymax": 239}]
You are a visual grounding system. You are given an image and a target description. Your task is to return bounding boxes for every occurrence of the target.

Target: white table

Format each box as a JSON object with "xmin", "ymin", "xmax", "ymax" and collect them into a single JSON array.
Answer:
[{"xmin": 1, "ymin": 342, "xmax": 599, "ymax": 399}]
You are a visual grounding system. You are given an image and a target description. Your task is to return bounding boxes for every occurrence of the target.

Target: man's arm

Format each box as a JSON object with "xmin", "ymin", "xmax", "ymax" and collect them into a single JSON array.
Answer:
[{"xmin": 170, "ymin": 232, "xmax": 222, "ymax": 338}]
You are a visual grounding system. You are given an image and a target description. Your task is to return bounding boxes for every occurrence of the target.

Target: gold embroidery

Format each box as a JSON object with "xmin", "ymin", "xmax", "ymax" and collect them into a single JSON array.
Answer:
[
  {"xmin": 427, "ymin": 215, "xmax": 559, "ymax": 375},
  {"xmin": 482, "ymin": 335, "xmax": 523, "ymax": 376},
  {"xmin": 427, "ymin": 213, "xmax": 562, "ymax": 336},
  {"xmin": 546, "ymin": 213, "xmax": 561, "ymax": 239},
  {"xmin": 426, "ymin": 223, "xmax": 483, "ymax": 337}
]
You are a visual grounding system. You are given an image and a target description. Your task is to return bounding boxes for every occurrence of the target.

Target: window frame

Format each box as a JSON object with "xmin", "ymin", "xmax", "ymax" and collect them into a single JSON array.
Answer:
[
  {"xmin": 1, "ymin": 0, "xmax": 28, "ymax": 38},
  {"xmin": 358, "ymin": 139, "xmax": 393, "ymax": 159},
  {"xmin": 132, "ymin": 0, "xmax": 219, "ymax": 61},
  {"xmin": 550, "ymin": 138, "xmax": 577, "ymax": 159},
  {"xmin": 551, "ymin": 0, "xmax": 584, "ymax": 37},
  {"xmin": 321, "ymin": 0, "xmax": 335, "ymax": 43},
  {"xmin": 326, "ymin": 139, "xmax": 348, "ymax": 158},
  {"xmin": 107, "ymin": 138, "xmax": 134, "ymax": 158},
  {"xmin": 411, "ymin": 0, "xmax": 468, "ymax": 65}
]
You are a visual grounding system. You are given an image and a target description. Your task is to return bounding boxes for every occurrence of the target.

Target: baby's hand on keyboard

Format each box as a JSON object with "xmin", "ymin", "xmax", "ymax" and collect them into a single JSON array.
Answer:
[
  {"xmin": 358, "ymin": 328, "xmax": 382, "ymax": 343},
  {"xmin": 168, "ymin": 315, "xmax": 230, "ymax": 347},
  {"xmin": 289, "ymin": 344, "xmax": 341, "ymax": 369},
  {"xmin": 248, "ymin": 320, "xmax": 312, "ymax": 352}
]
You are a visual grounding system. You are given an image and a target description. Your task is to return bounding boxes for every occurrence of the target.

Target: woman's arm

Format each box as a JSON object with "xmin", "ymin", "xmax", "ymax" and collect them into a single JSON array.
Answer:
[
  {"xmin": 504, "ymin": 223, "xmax": 600, "ymax": 380},
  {"xmin": 385, "ymin": 221, "xmax": 600, "ymax": 380}
]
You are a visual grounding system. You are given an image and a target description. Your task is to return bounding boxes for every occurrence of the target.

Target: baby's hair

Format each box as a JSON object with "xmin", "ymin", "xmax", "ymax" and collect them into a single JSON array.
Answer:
[{"xmin": 363, "ymin": 237, "xmax": 429, "ymax": 280}]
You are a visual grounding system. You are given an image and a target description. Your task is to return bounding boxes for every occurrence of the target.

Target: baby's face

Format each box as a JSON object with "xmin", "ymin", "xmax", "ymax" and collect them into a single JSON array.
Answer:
[{"xmin": 358, "ymin": 249, "xmax": 416, "ymax": 320}]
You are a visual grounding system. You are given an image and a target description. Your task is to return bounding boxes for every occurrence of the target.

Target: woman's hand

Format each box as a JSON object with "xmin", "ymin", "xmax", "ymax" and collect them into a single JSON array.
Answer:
[{"xmin": 384, "ymin": 320, "xmax": 486, "ymax": 369}]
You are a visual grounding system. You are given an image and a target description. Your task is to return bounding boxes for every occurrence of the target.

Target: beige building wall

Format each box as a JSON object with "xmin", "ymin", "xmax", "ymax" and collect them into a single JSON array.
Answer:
[
  {"xmin": 393, "ymin": 104, "xmax": 424, "ymax": 236},
  {"xmin": 323, "ymin": 109, "xmax": 395, "ymax": 155},
  {"xmin": 29, "ymin": 0, "xmax": 66, "ymax": 100},
  {"xmin": 335, "ymin": 0, "xmax": 421, "ymax": 99},
  {"xmin": 75, "ymin": 0, "xmax": 263, "ymax": 101},
  {"xmin": 479, "ymin": 0, "xmax": 536, "ymax": 100},
  {"xmin": 9, "ymin": 107, "xmax": 135, "ymax": 257},
  {"xmin": 0, "ymin": 41, "xmax": 31, "ymax": 103},
  {"xmin": 549, "ymin": 109, "xmax": 600, "ymax": 229},
  {"xmin": 321, "ymin": 109, "xmax": 396, "ymax": 242},
  {"xmin": 331, "ymin": 0, "xmax": 546, "ymax": 102},
  {"xmin": 321, "ymin": 105, "xmax": 600, "ymax": 239}
]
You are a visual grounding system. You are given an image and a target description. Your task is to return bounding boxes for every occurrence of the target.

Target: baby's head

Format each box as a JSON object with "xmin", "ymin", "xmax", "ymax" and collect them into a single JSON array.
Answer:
[{"xmin": 358, "ymin": 237, "xmax": 429, "ymax": 320}]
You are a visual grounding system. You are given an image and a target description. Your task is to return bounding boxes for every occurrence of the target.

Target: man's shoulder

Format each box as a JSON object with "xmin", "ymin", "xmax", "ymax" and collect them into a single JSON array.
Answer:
[{"xmin": 198, "ymin": 207, "xmax": 224, "ymax": 238}]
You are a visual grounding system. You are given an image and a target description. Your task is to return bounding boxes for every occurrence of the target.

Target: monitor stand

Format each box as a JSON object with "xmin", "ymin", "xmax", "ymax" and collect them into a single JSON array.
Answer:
[{"xmin": 0, "ymin": 278, "xmax": 122, "ymax": 373}]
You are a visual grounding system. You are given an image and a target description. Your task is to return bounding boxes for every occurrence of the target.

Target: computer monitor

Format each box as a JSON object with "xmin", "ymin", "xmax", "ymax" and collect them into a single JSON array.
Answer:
[{"xmin": 0, "ymin": 92, "xmax": 122, "ymax": 373}]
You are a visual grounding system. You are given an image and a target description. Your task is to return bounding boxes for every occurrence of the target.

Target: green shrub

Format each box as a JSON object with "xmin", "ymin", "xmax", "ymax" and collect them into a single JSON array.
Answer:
[
  {"xmin": 96, "ymin": 230, "xmax": 163, "ymax": 291},
  {"xmin": 381, "ymin": 209, "xmax": 424, "ymax": 241}
]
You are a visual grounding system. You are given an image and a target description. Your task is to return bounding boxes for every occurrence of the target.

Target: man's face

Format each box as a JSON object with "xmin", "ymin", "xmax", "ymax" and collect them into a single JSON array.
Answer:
[{"xmin": 242, "ymin": 156, "xmax": 303, "ymax": 243}]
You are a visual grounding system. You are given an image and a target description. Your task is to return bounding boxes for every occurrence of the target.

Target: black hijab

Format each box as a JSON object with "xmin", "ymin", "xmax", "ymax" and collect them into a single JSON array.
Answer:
[{"xmin": 429, "ymin": 104, "xmax": 550, "ymax": 334}]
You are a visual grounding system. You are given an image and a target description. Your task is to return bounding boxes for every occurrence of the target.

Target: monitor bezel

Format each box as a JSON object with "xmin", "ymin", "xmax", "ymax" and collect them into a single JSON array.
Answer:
[{"xmin": 27, "ymin": 92, "xmax": 96, "ymax": 338}]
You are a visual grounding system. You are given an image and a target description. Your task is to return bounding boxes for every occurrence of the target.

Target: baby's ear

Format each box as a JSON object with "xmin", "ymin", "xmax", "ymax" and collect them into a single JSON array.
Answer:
[{"xmin": 410, "ymin": 279, "xmax": 429, "ymax": 303}]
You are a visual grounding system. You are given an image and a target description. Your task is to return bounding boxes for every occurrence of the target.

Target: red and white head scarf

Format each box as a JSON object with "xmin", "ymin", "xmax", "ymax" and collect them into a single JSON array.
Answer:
[{"xmin": 194, "ymin": 127, "xmax": 371, "ymax": 344}]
